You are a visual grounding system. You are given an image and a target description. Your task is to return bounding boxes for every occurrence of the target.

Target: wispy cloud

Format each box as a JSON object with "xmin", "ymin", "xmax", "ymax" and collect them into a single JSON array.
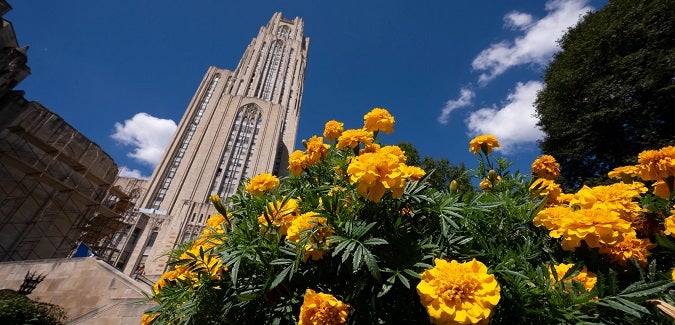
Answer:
[
  {"xmin": 472, "ymin": 0, "xmax": 592, "ymax": 85},
  {"xmin": 118, "ymin": 166, "xmax": 148, "ymax": 179},
  {"xmin": 466, "ymin": 81, "xmax": 544, "ymax": 153},
  {"xmin": 437, "ymin": 87, "xmax": 475, "ymax": 124},
  {"xmin": 111, "ymin": 113, "xmax": 177, "ymax": 167}
]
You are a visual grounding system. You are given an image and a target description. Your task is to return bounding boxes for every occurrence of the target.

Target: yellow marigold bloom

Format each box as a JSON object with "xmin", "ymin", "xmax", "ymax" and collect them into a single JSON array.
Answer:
[
  {"xmin": 469, "ymin": 134, "xmax": 500, "ymax": 155},
  {"xmin": 530, "ymin": 178, "xmax": 562, "ymax": 206},
  {"xmin": 363, "ymin": 107, "xmax": 395, "ymax": 134},
  {"xmin": 664, "ymin": 214, "xmax": 675, "ymax": 237},
  {"xmin": 672, "ymin": 268, "xmax": 675, "ymax": 282},
  {"xmin": 141, "ymin": 313, "xmax": 158, "ymax": 325},
  {"xmin": 417, "ymin": 258, "xmax": 500, "ymax": 325},
  {"xmin": 379, "ymin": 145, "xmax": 407, "ymax": 163},
  {"xmin": 599, "ymin": 232, "xmax": 654, "ymax": 268},
  {"xmin": 323, "ymin": 120, "xmax": 344, "ymax": 142},
  {"xmin": 305, "ymin": 136, "xmax": 330, "ymax": 165},
  {"xmin": 288, "ymin": 150, "xmax": 308, "ymax": 176},
  {"xmin": 531, "ymin": 155, "xmax": 560, "ymax": 180},
  {"xmin": 359, "ymin": 142, "xmax": 381, "ymax": 155},
  {"xmin": 206, "ymin": 213, "xmax": 226, "ymax": 230},
  {"xmin": 298, "ymin": 289, "xmax": 349, "ymax": 325},
  {"xmin": 549, "ymin": 263, "xmax": 597, "ymax": 292},
  {"xmin": 636, "ymin": 146, "xmax": 675, "ymax": 181},
  {"xmin": 347, "ymin": 150, "xmax": 408, "ymax": 202},
  {"xmin": 570, "ymin": 182, "xmax": 646, "ymax": 222},
  {"xmin": 653, "ymin": 180, "xmax": 671, "ymax": 199},
  {"xmin": 404, "ymin": 165, "xmax": 426, "ymax": 182},
  {"xmin": 336, "ymin": 128, "xmax": 373, "ymax": 150},
  {"xmin": 258, "ymin": 198, "xmax": 300, "ymax": 235},
  {"xmin": 533, "ymin": 206, "xmax": 633, "ymax": 251},
  {"xmin": 479, "ymin": 178, "xmax": 491, "ymax": 191},
  {"xmin": 246, "ymin": 173, "xmax": 280, "ymax": 195},
  {"xmin": 287, "ymin": 211, "xmax": 333, "ymax": 261},
  {"xmin": 608, "ymin": 165, "xmax": 639, "ymax": 181}
]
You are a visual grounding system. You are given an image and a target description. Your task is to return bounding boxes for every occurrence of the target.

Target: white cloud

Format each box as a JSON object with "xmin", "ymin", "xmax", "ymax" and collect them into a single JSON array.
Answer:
[
  {"xmin": 504, "ymin": 12, "xmax": 534, "ymax": 30},
  {"xmin": 111, "ymin": 113, "xmax": 177, "ymax": 167},
  {"xmin": 466, "ymin": 80, "xmax": 544, "ymax": 153},
  {"xmin": 118, "ymin": 166, "xmax": 148, "ymax": 179},
  {"xmin": 437, "ymin": 87, "xmax": 475, "ymax": 124},
  {"xmin": 472, "ymin": 0, "xmax": 593, "ymax": 84}
]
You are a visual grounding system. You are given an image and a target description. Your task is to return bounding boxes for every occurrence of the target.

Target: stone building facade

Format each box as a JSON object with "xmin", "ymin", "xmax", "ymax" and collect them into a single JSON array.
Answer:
[{"xmin": 115, "ymin": 12, "xmax": 309, "ymax": 278}]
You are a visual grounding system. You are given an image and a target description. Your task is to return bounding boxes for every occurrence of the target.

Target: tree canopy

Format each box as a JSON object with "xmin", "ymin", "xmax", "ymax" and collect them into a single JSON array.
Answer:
[
  {"xmin": 535, "ymin": 0, "xmax": 675, "ymax": 190},
  {"xmin": 397, "ymin": 142, "xmax": 472, "ymax": 193}
]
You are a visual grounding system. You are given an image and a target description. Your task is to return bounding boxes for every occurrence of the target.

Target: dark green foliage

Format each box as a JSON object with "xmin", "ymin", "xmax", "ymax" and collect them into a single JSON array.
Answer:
[
  {"xmin": 397, "ymin": 142, "xmax": 472, "ymax": 192},
  {"xmin": 0, "ymin": 290, "xmax": 66, "ymax": 325},
  {"xmin": 536, "ymin": 0, "xmax": 675, "ymax": 191}
]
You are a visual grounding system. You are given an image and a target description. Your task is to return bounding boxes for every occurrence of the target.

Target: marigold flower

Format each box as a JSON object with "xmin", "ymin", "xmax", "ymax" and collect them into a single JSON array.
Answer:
[
  {"xmin": 258, "ymin": 198, "xmax": 300, "ymax": 235},
  {"xmin": 288, "ymin": 150, "xmax": 308, "ymax": 176},
  {"xmin": 417, "ymin": 258, "xmax": 500, "ymax": 325},
  {"xmin": 469, "ymin": 134, "xmax": 500, "ymax": 155},
  {"xmin": 246, "ymin": 173, "xmax": 280, "ymax": 195},
  {"xmin": 570, "ymin": 182, "xmax": 646, "ymax": 222},
  {"xmin": 599, "ymin": 232, "xmax": 654, "ymax": 268},
  {"xmin": 359, "ymin": 143, "xmax": 381, "ymax": 155},
  {"xmin": 636, "ymin": 146, "xmax": 675, "ymax": 181},
  {"xmin": 286, "ymin": 211, "xmax": 333, "ymax": 261},
  {"xmin": 363, "ymin": 107, "xmax": 395, "ymax": 134},
  {"xmin": 608, "ymin": 165, "xmax": 639, "ymax": 181},
  {"xmin": 664, "ymin": 215, "xmax": 675, "ymax": 237},
  {"xmin": 672, "ymin": 268, "xmax": 675, "ymax": 282},
  {"xmin": 549, "ymin": 263, "xmax": 597, "ymax": 292},
  {"xmin": 336, "ymin": 129, "xmax": 373, "ymax": 150},
  {"xmin": 531, "ymin": 155, "xmax": 560, "ymax": 180},
  {"xmin": 653, "ymin": 180, "xmax": 671, "ymax": 199},
  {"xmin": 304, "ymin": 135, "xmax": 330, "ymax": 166},
  {"xmin": 298, "ymin": 289, "xmax": 349, "ymax": 325},
  {"xmin": 323, "ymin": 120, "xmax": 344, "ymax": 142},
  {"xmin": 533, "ymin": 205, "xmax": 633, "ymax": 250},
  {"xmin": 347, "ymin": 150, "xmax": 409, "ymax": 202},
  {"xmin": 379, "ymin": 145, "xmax": 407, "ymax": 163},
  {"xmin": 141, "ymin": 313, "xmax": 159, "ymax": 325},
  {"xmin": 530, "ymin": 178, "xmax": 562, "ymax": 205}
]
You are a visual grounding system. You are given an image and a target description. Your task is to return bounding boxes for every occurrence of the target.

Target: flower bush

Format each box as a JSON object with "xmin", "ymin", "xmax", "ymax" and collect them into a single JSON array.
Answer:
[{"xmin": 142, "ymin": 108, "xmax": 675, "ymax": 324}]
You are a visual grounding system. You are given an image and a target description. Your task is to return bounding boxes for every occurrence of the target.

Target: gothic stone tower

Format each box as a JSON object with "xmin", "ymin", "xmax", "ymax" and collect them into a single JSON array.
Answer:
[{"xmin": 121, "ymin": 13, "xmax": 309, "ymax": 277}]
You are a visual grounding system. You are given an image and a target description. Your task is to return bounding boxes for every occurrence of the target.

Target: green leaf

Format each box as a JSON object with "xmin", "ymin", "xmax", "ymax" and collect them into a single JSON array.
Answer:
[
  {"xmin": 270, "ymin": 265, "xmax": 291, "ymax": 289},
  {"xmin": 363, "ymin": 238, "xmax": 388, "ymax": 246},
  {"xmin": 619, "ymin": 280, "xmax": 674, "ymax": 298},
  {"xmin": 352, "ymin": 246, "xmax": 364, "ymax": 272}
]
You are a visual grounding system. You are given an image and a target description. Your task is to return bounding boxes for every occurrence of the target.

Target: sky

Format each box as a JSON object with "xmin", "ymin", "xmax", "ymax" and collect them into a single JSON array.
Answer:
[{"xmin": 7, "ymin": 0, "xmax": 607, "ymax": 179}]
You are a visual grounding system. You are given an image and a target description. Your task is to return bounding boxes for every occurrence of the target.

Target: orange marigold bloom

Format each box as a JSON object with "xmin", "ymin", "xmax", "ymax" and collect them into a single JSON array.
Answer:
[
  {"xmin": 531, "ymin": 155, "xmax": 560, "ymax": 180},
  {"xmin": 141, "ymin": 313, "xmax": 158, "ymax": 325},
  {"xmin": 305, "ymin": 136, "xmax": 330, "ymax": 165},
  {"xmin": 533, "ymin": 205, "xmax": 633, "ymax": 251},
  {"xmin": 530, "ymin": 178, "xmax": 563, "ymax": 206},
  {"xmin": 608, "ymin": 165, "xmax": 639, "ymax": 181},
  {"xmin": 288, "ymin": 150, "xmax": 308, "ymax": 176},
  {"xmin": 653, "ymin": 180, "xmax": 671, "ymax": 199},
  {"xmin": 570, "ymin": 182, "xmax": 646, "ymax": 222},
  {"xmin": 469, "ymin": 134, "xmax": 500, "ymax": 155},
  {"xmin": 378, "ymin": 145, "xmax": 407, "ymax": 163},
  {"xmin": 359, "ymin": 143, "xmax": 381, "ymax": 155},
  {"xmin": 417, "ymin": 258, "xmax": 500, "ymax": 325},
  {"xmin": 336, "ymin": 128, "xmax": 373, "ymax": 150},
  {"xmin": 636, "ymin": 146, "xmax": 675, "ymax": 181},
  {"xmin": 599, "ymin": 232, "xmax": 654, "ymax": 268},
  {"xmin": 246, "ymin": 173, "xmax": 280, "ymax": 195},
  {"xmin": 664, "ymin": 214, "xmax": 675, "ymax": 238},
  {"xmin": 258, "ymin": 198, "xmax": 300, "ymax": 235},
  {"xmin": 298, "ymin": 289, "xmax": 349, "ymax": 325},
  {"xmin": 323, "ymin": 120, "xmax": 344, "ymax": 142},
  {"xmin": 363, "ymin": 107, "xmax": 395, "ymax": 134},
  {"xmin": 286, "ymin": 211, "xmax": 333, "ymax": 261},
  {"xmin": 347, "ymin": 150, "xmax": 408, "ymax": 202},
  {"xmin": 549, "ymin": 263, "xmax": 597, "ymax": 292}
]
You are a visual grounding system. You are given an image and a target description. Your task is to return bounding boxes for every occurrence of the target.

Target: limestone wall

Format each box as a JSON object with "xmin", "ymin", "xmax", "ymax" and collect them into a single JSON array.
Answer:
[{"xmin": 0, "ymin": 257, "xmax": 154, "ymax": 324}]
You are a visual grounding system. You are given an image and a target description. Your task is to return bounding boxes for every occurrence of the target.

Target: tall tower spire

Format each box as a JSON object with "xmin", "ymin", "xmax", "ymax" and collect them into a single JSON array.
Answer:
[{"xmin": 113, "ymin": 13, "xmax": 309, "ymax": 277}]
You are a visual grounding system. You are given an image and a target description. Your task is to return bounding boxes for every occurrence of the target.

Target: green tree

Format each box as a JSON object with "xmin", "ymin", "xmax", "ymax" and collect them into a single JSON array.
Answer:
[
  {"xmin": 535, "ymin": 0, "xmax": 675, "ymax": 190},
  {"xmin": 397, "ymin": 142, "xmax": 472, "ymax": 192}
]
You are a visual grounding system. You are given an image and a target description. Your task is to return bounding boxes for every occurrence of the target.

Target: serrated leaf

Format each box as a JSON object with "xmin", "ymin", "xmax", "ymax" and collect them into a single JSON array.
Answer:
[
  {"xmin": 404, "ymin": 268, "xmax": 421, "ymax": 279},
  {"xmin": 362, "ymin": 247, "xmax": 381, "ymax": 281},
  {"xmin": 396, "ymin": 273, "xmax": 410, "ymax": 289}
]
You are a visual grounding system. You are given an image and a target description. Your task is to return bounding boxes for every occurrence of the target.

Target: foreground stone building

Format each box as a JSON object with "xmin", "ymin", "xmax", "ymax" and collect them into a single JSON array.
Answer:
[{"xmin": 0, "ymin": 0, "xmax": 126, "ymax": 262}]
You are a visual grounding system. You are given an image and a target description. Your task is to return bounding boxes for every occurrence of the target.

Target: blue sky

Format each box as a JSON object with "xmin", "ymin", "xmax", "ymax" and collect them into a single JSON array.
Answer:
[{"xmin": 7, "ymin": 0, "xmax": 606, "ymax": 179}]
